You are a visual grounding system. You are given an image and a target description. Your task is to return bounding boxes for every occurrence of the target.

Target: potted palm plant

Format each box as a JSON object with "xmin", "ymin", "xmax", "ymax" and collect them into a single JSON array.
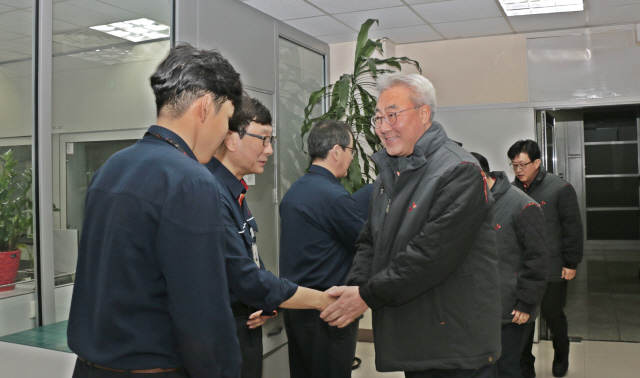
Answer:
[
  {"xmin": 0, "ymin": 150, "xmax": 32, "ymax": 292},
  {"xmin": 301, "ymin": 19, "xmax": 422, "ymax": 192}
]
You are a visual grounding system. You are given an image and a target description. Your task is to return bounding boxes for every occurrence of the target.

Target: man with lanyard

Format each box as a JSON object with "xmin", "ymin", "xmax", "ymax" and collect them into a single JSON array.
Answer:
[
  {"xmin": 207, "ymin": 95, "xmax": 336, "ymax": 378},
  {"xmin": 279, "ymin": 120, "xmax": 365, "ymax": 378},
  {"xmin": 509, "ymin": 140, "xmax": 583, "ymax": 378},
  {"xmin": 68, "ymin": 43, "xmax": 243, "ymax": 377}
]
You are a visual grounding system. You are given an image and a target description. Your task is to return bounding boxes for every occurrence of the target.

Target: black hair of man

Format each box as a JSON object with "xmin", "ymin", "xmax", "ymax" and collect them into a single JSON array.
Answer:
[
  {"xmin": 228, "ymin": 94, "xmax": 272, "ymax": 136},
  {"xmin": 150, "ymin": 42, "xmax": 243, "ymax": 119},
  {"xmin": 308, "ymin": 120, "xmax": 352, "ymax": 162},
  {"xmin": 470, "ymin": 152, "xmax": 490, "ymax": 176},
  {"xmin": 507, "ymin": 140, "xmax": 541, "ymax": 162}
]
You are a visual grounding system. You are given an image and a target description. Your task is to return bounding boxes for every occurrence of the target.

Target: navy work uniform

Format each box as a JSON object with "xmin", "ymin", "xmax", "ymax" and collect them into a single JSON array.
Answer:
[
  {"xmin": 279, "ymin": 165, "xmax": 365, "ymax": 378},
  {"xmin": 206, "ymin": 157, "xmax": 298, "ymax": 378},
  {"xmin": 68, "ymin": 126, "xmax": 240, "ymax": 378}
]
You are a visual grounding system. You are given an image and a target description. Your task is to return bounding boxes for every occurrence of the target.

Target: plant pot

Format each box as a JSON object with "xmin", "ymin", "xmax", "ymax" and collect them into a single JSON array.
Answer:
[{"xmin": 0, "ymin": 250, "xmax": 22, "ymax": 292}]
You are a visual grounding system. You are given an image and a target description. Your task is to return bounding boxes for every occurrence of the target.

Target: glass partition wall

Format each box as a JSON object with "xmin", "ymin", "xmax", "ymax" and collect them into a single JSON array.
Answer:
[{"xmin": 0, "ymin": 0, "xmax": 172, "ymax": 336}]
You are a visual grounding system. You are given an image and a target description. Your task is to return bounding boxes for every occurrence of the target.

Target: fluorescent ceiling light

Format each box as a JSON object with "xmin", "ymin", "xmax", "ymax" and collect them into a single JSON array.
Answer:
[
  {"xmin": 90, "ymin": 18, "xmax": 170, "ymax": 43},
  {"xmin": 498, "ymin": 0, "xmax": 583, "ymax": 16}
]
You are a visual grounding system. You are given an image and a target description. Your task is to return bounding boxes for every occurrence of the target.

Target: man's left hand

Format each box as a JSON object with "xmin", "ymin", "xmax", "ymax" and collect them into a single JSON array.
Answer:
[
  {"xmin": 511, "ymin": 310, "xmax": 529, "ymax": 324},
  {"xmin": 247, "ymin": 310, "xmax": 268, "ymax": 329},
  {"xmin": 320, "ymin": 286, "xmax": 368, "ymax": 328},
  {"xmin": 562, "ymin": 268, "xmax": 576, "ymax": 280}
]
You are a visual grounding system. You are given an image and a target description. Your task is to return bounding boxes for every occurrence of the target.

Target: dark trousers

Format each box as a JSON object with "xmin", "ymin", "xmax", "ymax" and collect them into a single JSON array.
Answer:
[
  {"xmin": 235, "ymin": 315, "xmax": 263, "ymax": 378},
  {"xmin": 493, "ymin": 322, "xmax": 533, "ymax": 378},
  {"xmin": 521, "ymin": 281, "xmax": 569, "ymax": 368},
  {"xmin": 283, "ymin": 309, "xmax": 359, "ymax": 378},
  {"xmin": 405, "ymin": 364, "xmax": 493, "ymax": 378},
  {"xmin": 72, "ymin": 359, "xmax": 189, "ymax": 378}
]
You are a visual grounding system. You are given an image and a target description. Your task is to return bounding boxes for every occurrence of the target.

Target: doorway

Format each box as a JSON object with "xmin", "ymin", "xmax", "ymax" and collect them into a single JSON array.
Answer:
[{"xmin": 536, "ymin": 105, "xmax": 640, "ymax": 342}]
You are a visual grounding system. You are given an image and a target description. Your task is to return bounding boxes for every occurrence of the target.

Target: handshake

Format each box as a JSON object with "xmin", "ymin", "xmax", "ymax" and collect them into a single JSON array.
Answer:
[{"xmin": 317, "ymin": 286, "xmax": 369, "ymax": 328}]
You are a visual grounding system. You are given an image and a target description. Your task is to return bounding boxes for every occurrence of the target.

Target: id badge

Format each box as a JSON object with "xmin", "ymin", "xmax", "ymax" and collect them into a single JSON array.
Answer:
[{"xmin": 250, "ymin": 228, "xmax": 260, "ymax": 267}]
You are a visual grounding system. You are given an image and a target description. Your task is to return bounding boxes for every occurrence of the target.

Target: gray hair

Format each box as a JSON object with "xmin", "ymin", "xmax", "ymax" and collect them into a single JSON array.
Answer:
[{"xmin": 377, "ymin": 73, "xmax": 436, "ymax": 122}]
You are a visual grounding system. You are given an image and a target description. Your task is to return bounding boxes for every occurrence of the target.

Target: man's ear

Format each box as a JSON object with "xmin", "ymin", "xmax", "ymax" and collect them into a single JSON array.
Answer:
[
  {"xmin": 534, "ymin": 159, "xmax": 541, "ymax": 170},
  {"xmin": 199, "ymin": 94, "xmax": 212, "ymax": 123},
  {"xmin": 420, "ymin": 105, "xmax": 431, "ymax": 125},
  {"xmin": 225, "ymin": 131, "xmax": 239, "ymax": 152}
]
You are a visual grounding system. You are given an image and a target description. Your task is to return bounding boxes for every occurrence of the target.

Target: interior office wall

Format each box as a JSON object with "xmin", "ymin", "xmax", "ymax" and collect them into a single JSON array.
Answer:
[
  {"xmin": 0, "ymin": 63, "xmax": 31, "ymax": 138},
  {"xmin": 396, "ymin": 34, "xmax": 529, "ymax": 107}
]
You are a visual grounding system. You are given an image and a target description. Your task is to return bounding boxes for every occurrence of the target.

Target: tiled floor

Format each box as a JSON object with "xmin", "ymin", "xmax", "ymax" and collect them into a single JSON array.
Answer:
[
  {"xmin": 565, "ymin": 250, "xmax": 640, "ymax": 342},
  {"xmin": 352, "ymin": 340, "xmax": 640, "ymax": 378}
]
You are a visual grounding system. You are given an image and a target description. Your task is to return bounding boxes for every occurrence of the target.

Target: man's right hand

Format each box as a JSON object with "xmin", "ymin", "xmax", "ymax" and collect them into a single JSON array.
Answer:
[{"xmin": 320, "ymin": 286, "xmax": 368, "ymax": 328}]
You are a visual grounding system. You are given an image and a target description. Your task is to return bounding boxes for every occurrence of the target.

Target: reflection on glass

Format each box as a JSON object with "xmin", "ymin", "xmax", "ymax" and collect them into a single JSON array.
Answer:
[
  {"xmin": 584, "ymin": 110, "xmax": 637, "ymax": 142},
  {"xmin": 587, "ymin": 210, "xmax": 640, "ymax": 240},
  {"xmin": 586, "ymin": 177, "xmax": 639, "ymax": 208},
  {"xmin": 277, "ymin": 38, "xmax": 324, "ymax": 199},
  {"xmin": 0, "ymin": 2, "xmax": 34, "ymax": 307},
  {"xmin": 585, "ymin": 144, "xmax": 638, "ymax": 175}
]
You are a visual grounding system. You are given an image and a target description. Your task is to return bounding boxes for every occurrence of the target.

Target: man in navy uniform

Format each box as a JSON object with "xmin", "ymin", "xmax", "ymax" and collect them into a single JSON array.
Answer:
[
  {"xmin": 207, "ymin": 96, "xmax": 334, "ymax": 378},
  {"xmin": 68, "ymin": 43, "xmax": 243, "ymax": 378},
  {"xmin": 279, "ymin": 120, "xmax": 365, "ymax": 378},
  {"xmin": 509, "ymin": 140, "xmax": 583, "ymax": 378}
]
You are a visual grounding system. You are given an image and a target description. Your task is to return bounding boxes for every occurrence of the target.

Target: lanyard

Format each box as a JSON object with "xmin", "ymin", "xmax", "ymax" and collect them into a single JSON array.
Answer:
[{"xmin": 144, "ymin": 132, "xmax": 187, "ymax": 155}]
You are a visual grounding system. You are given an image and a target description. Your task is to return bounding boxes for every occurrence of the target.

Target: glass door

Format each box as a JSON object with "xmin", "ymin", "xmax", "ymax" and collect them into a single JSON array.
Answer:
[{"xmin": 583, "ymin": 109, "xmax": 640, "ymax": 241}]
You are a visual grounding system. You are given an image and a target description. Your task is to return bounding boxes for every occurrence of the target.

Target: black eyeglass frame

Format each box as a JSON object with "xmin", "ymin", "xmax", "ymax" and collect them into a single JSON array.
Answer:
[
  {"xmin": 241, "ymin": 132, "xmax": 276, "ymax": 147},
  {"xmin": 509, "ymin": 160, "xmax": 535, "ymax": 170},
  {"xmin": 370, "ymin": 105, "xmax": 424, "ymax": 129},
  {"xmin": 339, "ymin": 145, "xmax": 357, "ymax": 157}
]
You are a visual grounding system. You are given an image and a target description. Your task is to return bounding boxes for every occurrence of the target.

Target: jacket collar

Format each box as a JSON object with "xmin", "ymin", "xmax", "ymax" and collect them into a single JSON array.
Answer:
[
  {"xmin": 205, "ymin": 157, "xmax": 247, "ymax": 199},
  {"xmin": 489, "ymin": 171, "xmax": 511, "ymax": 202},
  {"xmin": 308, "ymin": 164, "xmax": 341, "ymax": 185},
  {"xmin": 146, "ymin": 125, "xmax": 197, "ymax": 161},
  {"xmin": 514, "ymin": 165, "xmax": 547, "ymax": 192},
  {"xmin": 371, "ymin": 121, "xmax": 449, "ymax": 172}
]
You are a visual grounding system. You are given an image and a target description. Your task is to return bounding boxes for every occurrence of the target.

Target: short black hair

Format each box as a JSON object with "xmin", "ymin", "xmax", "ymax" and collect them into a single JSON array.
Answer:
[
  {"xmin": 470, "ymin": 152, "xmax": 490, "ymax": 176},
  {"xmin": 507, "ymin": 140, "xmax": 541, "ymax": 162},
  {"xmin": 229, "ymin": 94, "xmax": 272, "ymax": 136},
  {"xmin": 308, "ymin": 120, "xmax": 352, "ymax": 161},
  {"xmin": 150, "ymin": 42, "xmax": 243, "ymax": 119}
]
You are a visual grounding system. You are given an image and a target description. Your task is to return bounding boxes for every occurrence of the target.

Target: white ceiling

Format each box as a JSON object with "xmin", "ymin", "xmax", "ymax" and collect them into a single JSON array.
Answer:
[{"xmin": 241, "ymin": 0, "xmax": 640, "ymax": 44}]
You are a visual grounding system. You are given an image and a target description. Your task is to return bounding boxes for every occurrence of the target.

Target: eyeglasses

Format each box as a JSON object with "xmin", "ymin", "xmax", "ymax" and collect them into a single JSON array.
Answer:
[
  {"xmin": 340, "ymin": 145, "xmax": 357, "ymax": 157},
  {"xmin": 510, "ymin": 161, "xmax": 534, "ymax": 171},
  {"xmin": 242, "ymin": 132, "xmax": 276, "ymax": 147},
  {"xmin": 370, "ymin": 106, "xmax": 423, "ymax": 128}
]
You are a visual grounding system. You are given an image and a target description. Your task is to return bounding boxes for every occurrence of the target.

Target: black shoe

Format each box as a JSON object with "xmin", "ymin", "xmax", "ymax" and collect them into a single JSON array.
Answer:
[
  {"xmin": 552, "ymin": 351, "xmax": 569, "ymax": 377},
  {"xmin": 352, "ymin": 357, "xmax": 361, "ymax": 370},
  {"xmin": 521, "ymin": 365, "xmax": 536, "ymax": 378}
]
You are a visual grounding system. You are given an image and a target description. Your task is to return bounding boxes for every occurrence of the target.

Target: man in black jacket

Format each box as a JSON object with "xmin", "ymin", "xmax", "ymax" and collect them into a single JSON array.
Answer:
[
  {"xmin": 321, "ymin": 73, "xmax": 501, "ymax": 377},
  {"xmin": 509, "ymin": 140, "xmax": 583, "ymax": 378},
  {"xmin": 471, "ymin": 152, "xmax": 549, "ymax": 378}
]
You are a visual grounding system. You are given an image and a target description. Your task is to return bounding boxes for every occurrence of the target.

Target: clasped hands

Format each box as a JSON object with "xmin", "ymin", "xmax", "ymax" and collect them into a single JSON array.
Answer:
[{"xmin": 319, "ymin": 286, "xmax": 369, "ymax": 328}]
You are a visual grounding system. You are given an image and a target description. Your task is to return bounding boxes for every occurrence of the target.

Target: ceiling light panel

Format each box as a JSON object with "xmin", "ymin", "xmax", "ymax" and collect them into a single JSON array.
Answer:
[
  {"xmin": 89, "ymin": 18, "xmax": 169, "ymax": 43},
  {"xmin": 498, "ymin": 0, "xmax": 584, "ymax": 16}
]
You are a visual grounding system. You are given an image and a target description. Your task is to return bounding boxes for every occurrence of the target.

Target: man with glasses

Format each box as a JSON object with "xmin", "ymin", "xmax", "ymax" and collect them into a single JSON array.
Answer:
[
  {"xmin": 279, "ymin": 120, "xmax": 364, "ymax": 378},
  {"xmin": 207, "ymin": 95, "xmax": 336, "ymax": 378},
  {"xmin": 321, "ymin": 72, "xmax": 501, "ymax": 378},
  {"xmin": 509, "ymin": 140, "xmax": 583, "ymax": 378}
]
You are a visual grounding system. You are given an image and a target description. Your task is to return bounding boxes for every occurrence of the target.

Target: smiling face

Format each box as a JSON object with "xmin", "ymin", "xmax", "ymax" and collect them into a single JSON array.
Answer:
[
  {"xmin": 232, "ymin": 121, "xmax": 273, "ymax": 177},
  {"xmin": 375, "ymin": 86, "xmax": 431, "ymax": 157}
]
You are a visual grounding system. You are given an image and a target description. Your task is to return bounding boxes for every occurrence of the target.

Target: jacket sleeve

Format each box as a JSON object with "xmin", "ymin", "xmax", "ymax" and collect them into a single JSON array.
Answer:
[
  {"xmin": 558, "ymin": 184, "xmax": 583, "ymax": 269},
  {"xmin": 514, "ymin": 203, "xmax": 549, "ymax": 314},
  {"xmin": 221, "ymin": 196, "xmax": 298, "ymax": 312},
  {"xmin": 346, "ymin": 216, "xmax": 375, "ymax": 287},
  {"xmin": 359, "ymin": 162, "xmax": 488, "ymax": 310}
]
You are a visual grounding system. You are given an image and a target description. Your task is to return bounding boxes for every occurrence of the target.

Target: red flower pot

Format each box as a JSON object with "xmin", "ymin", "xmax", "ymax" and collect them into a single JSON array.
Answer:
[{"xmin": 0, "ymin": 250, "xmax": 22, "ymax": 292}]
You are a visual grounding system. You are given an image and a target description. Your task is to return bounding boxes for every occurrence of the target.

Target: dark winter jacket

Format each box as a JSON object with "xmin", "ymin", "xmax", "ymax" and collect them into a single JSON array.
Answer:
[
  {"xmin": 490, "ymin": 171, "xmax": 548, "ymax": 324},
  {"xmin": 346, "ymin": 121, "xmax": 501, "ymax": 372},
  {"xmin": 513, "ymin": 166, "xmax": 583, "ymax": 282}
]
